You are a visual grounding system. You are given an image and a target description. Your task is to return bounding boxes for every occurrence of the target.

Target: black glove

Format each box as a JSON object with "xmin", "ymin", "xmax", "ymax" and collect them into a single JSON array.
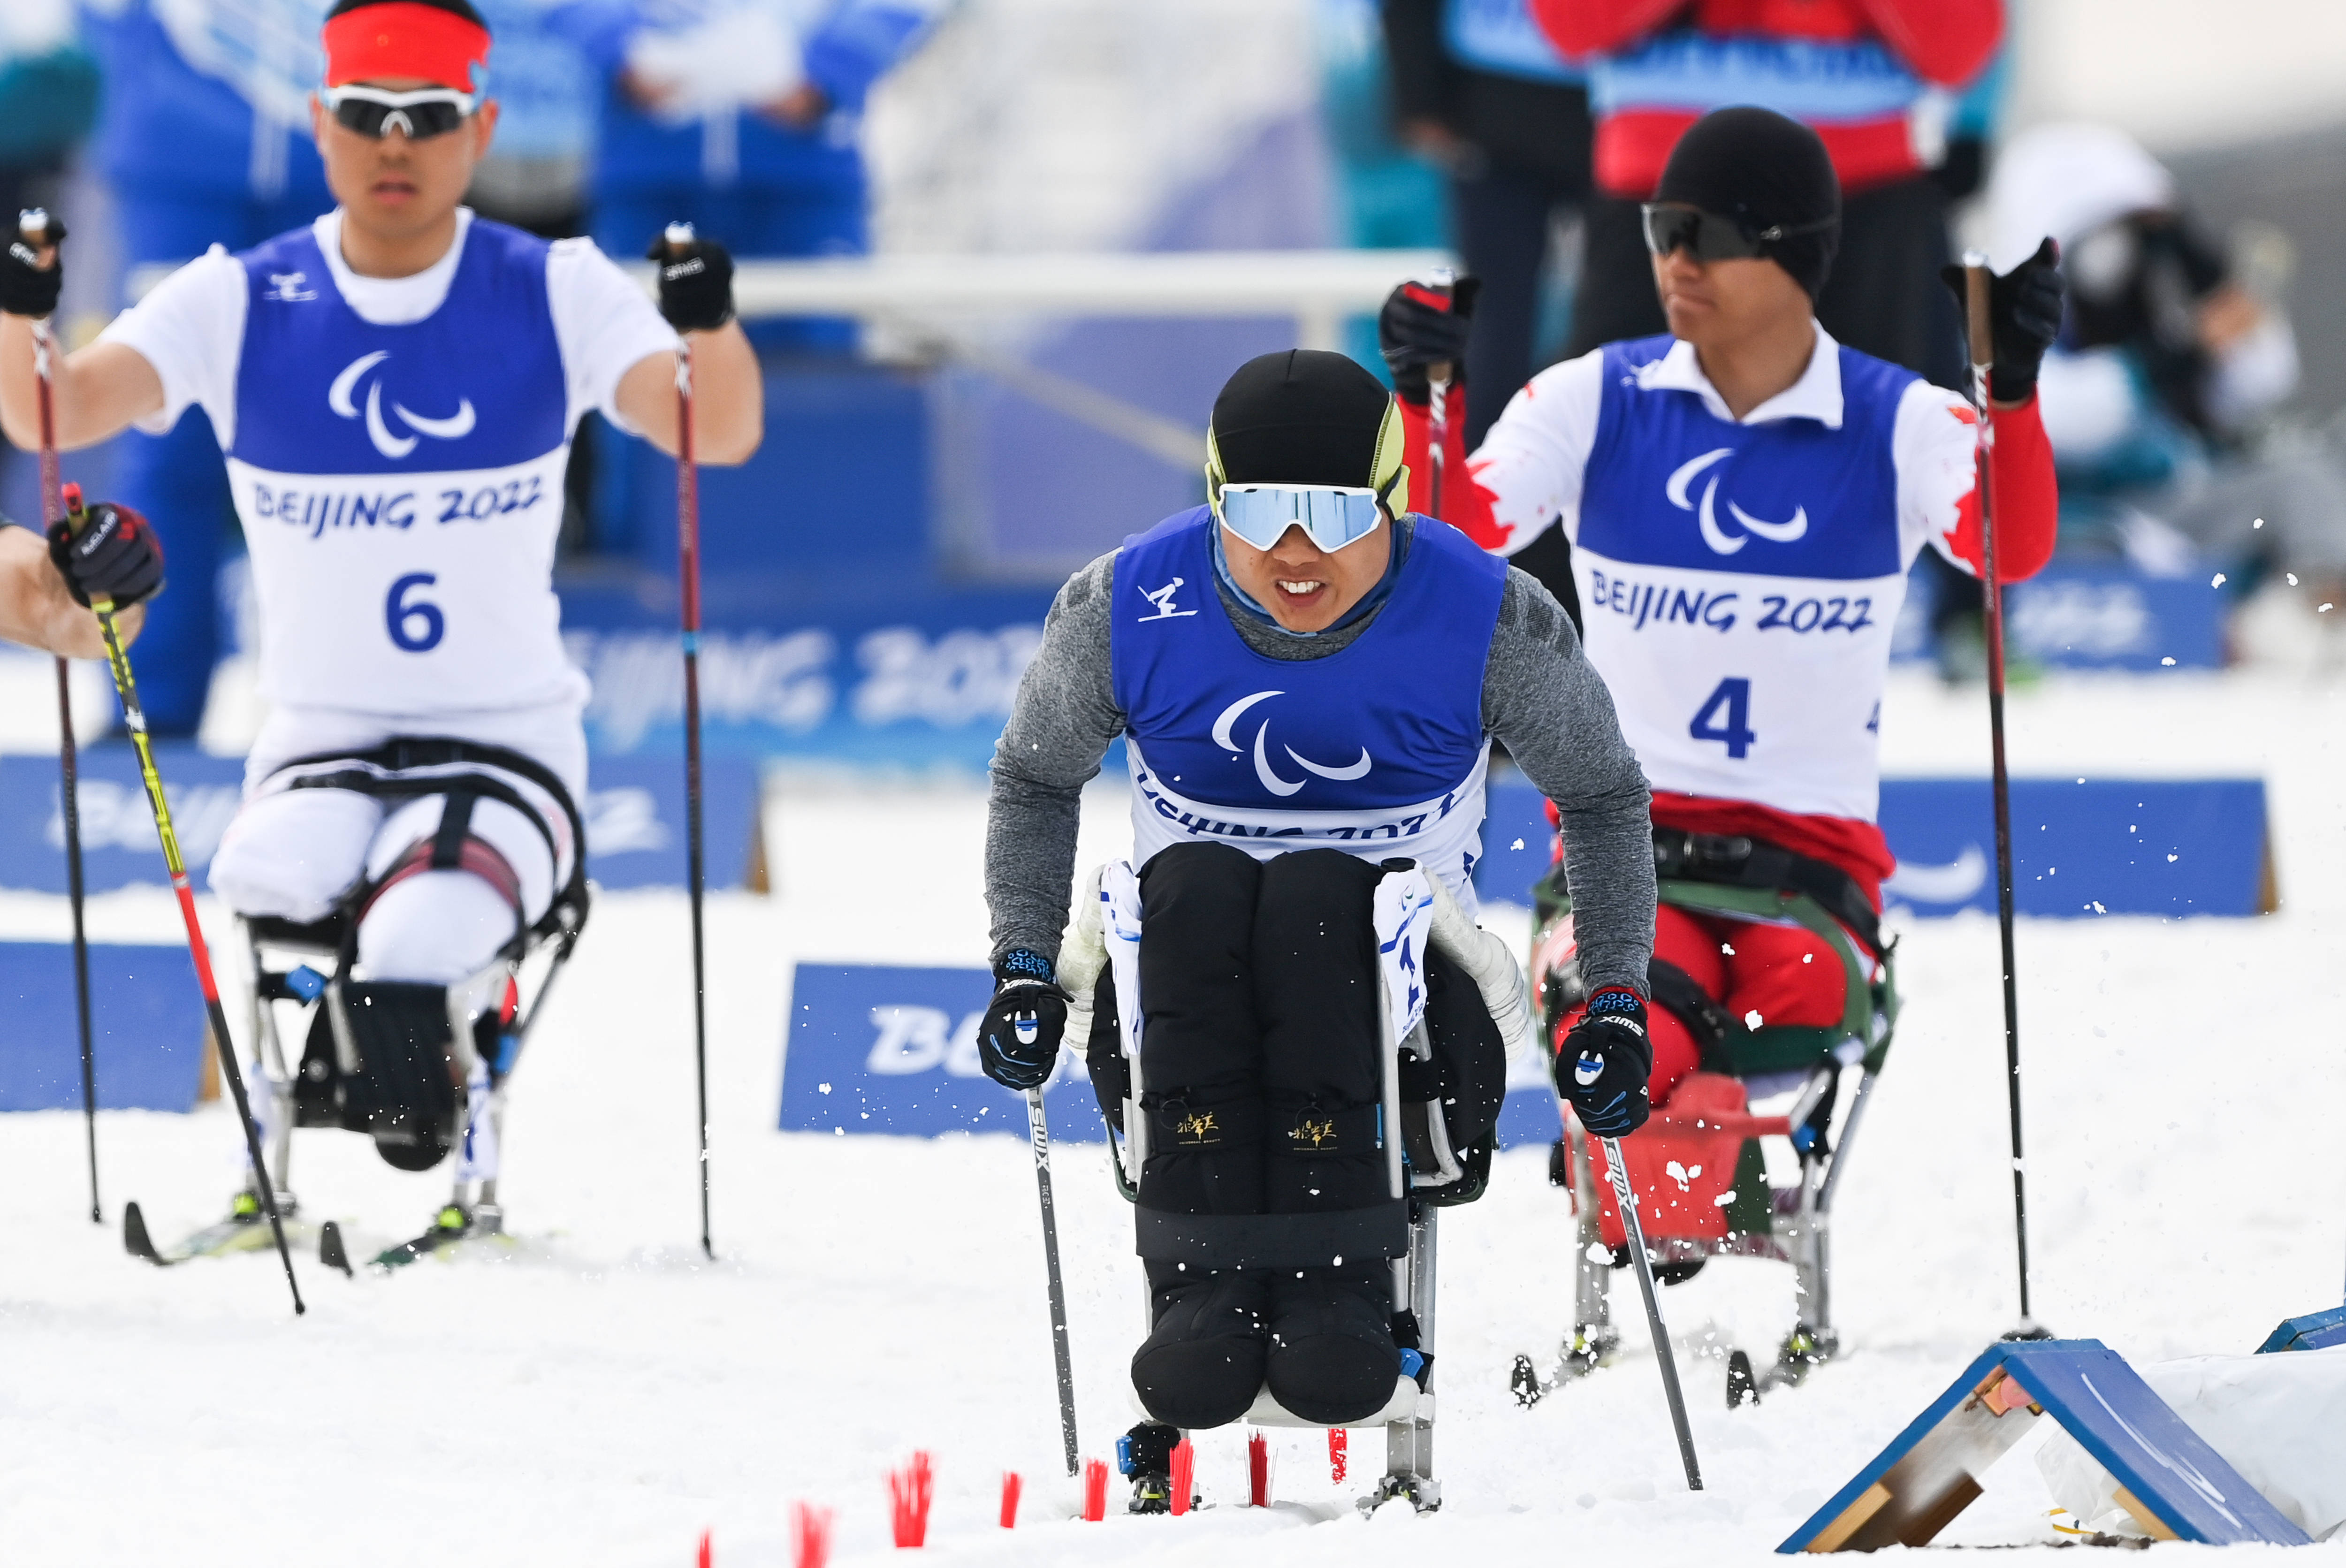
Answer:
[
  {"xmin": 647, "ymin": 227, "xmax": 735, "ymax": 332},
  {"xmin": 1378, "ymin": 274, "xmax": 1479, "ymax": 403},
  {"xmin": 977, "ymin": 949, "xmax": 1069, "ymax": 1092},
  {"xmin": 1941, "ymin": 237, "xmax": 2064, "ymax": 403},
  {"xmin": 1554, "ymin": 985, "xmax": 1653, "ymax": 1138},
  {"xmin": 47, "ymin": 499, "xmax": 165, "ymax": 609},
  {"xmin": 3, "ymin": 209, "xmax": 66, "ymax": 320}
]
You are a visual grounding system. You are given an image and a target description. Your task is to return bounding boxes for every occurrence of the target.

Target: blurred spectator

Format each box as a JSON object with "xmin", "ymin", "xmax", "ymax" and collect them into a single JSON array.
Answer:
[
  {"xmin": 468, "ymin": 0, "xmax": 601, "ymax": 236},
  {"xmin": 0, "ymin": 0, "xmax": 99, "ymax": 504},
  {"xmin": 546, "ymin": 0, "xmax": 946, "ymax": 357},
  {"xmin": 1318, "ymin": 0, "xmax": 1448, "ymax": 379},
  {"xmin": 80, "ymin": 0, "xmax": 335, "ymax": 735},
  {"xmin": 1992, "ymin": 122, "xmax": 2346, "ymax": 606},
  {"xmin": 1533, "ymin": 0, "xmax": 2000, "ymax": 380},
  {"xmin": 1379, "ymin": 0, "xmax": 1590, "ymax": 449}
]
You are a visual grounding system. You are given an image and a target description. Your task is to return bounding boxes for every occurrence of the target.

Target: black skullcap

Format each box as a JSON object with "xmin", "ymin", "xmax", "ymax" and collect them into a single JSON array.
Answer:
[
  {"xmin": 1655, "ymin": 107, "xmax": 1841, "ymax": 297},
  {"xmin": 327, "ymin": 0, "xmax": 489, "ymax": 30},
  {"xmin": 1208, "ymin": 350, "xmax": 1393, "ymax": 487}
]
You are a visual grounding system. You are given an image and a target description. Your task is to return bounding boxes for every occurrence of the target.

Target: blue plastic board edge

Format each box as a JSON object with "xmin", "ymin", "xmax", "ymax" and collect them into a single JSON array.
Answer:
[
  {"xmin": 2257, "ymin": 1303, "xmax": 2346, "ymax": 1353},
  {"xmin": 1779, "ymin": 1339, "xmax": 2310, "ymax": 1550}
]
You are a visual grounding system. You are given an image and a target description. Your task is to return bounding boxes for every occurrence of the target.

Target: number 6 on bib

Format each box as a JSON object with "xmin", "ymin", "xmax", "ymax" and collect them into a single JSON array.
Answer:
[
  {"xmin": 386, "ymin": 571, "xmax": 445, "ymax": 652},
  {"xmin": 1689, "ymin": 676, "xmax": 1755, "ymax": 759}
]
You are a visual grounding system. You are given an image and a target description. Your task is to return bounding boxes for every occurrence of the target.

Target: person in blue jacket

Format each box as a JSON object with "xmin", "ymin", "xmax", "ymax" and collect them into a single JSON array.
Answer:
[
  {"xmin": 547, "ymin": 0, "xmax": 944, "ymax": 356},
  {"xmin": 81, "ymin": 0, "xmax": 337, "ymax": 734}
]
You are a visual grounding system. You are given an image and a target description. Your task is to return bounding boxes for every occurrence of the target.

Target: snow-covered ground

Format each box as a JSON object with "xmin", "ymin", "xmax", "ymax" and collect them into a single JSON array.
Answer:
[{"xmin": 2, "ymin": 666, "xmax": 2343, "ymax": 1564}]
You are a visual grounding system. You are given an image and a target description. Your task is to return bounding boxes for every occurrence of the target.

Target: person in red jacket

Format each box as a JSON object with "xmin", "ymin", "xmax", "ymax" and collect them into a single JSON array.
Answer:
[
  {"xmin": 1537, "ymin": 0, "xmax": 2000, "ymax": 386},
  {"xmin": 1383, "ymin": 106, "xmax": 2060, "ymax": 1138}
]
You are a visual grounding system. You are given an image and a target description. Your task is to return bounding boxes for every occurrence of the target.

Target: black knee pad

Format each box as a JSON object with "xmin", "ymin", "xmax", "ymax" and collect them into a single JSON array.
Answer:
[
  {"xmin": 1263, "ymin": 1094, "xmax": 1388, "ymax": 1213},
  {"xmin": 336, "ymin": 980, "xmax": 462, "ymax": 1172},
  {"xmin": 1131, "ymin": 1270, "xmax": 1270, "ymax": 1431},
  {"xmin": 1264, "ymin": 1264, "xmax": 1401, "ymax": 1425},
  {"xmin": 1136, "ymin": 1090, "xmax": 1264, "ymax": 1218}
]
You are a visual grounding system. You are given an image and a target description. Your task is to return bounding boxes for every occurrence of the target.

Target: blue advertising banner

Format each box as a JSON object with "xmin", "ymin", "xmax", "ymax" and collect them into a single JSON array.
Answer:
[
  {"xmin": 0, "ymin": 745, "xmax": 763, "ymax": 896},
  {"xmin": 560, "ymin": 580, "xmax": 1055, "ymax": 770},
  {"xmin": 0, "ymin": 942, "xmax": 208, "ymax": 1112},
  {"xmin": 783, "ymin": 961, "xmax": 1567, "ymax": 1149},
  {"xmin": 1478, "ymin": 776, "xmax": 2270, "ymax": 918},
  {"xmin": 781, "ymin": 963, "xmax": 1104, "ymax": 1139}
]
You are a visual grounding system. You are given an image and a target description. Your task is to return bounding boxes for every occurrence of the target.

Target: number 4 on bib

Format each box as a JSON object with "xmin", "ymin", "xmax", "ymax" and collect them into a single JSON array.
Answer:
[{"xmin": 1689, "ymin": 677, "xmax": 1756, "ymax": 759}]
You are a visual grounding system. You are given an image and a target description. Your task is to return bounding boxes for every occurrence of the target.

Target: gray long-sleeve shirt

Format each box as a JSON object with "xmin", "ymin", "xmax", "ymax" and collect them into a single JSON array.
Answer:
[{"xmin": 984, "ymin": 518, "xmax": 1657, "ymax": 995}]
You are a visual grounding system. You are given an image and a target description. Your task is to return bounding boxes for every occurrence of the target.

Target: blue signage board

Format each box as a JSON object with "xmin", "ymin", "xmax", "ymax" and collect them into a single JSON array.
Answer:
[
  {"xmin": 781, "ymin": 963, "xmax": 1106, "ymax": 1140},
  {"xmin": 0, "ymin": 942, "xmax": 208, "ymax": 1112},
  {"xmin": 2004, "ymin": 563, "xmax": 2224, "ymax": 671},
  {"xmin": 0, "ymin": 745, "xmax": 762, "ymax": 896},
  {"xmin": 560, "ymin": 579, "xmax": 1055, "ymax": 770},
  {"xmin": 1478, "ymin": 776, "xmax": 2269, "ymax": 918}
]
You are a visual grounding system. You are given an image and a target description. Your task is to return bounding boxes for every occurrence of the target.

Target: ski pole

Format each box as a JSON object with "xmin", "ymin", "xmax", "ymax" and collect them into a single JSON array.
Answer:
[
  {"xmin": 61, "ymin": 487, "xmax": 302, "ymax": 1314},
  {"xmin": 22, "ymin": 209, "xmax": 101, "ymax": 1224},
  {"xmin": 666, "ymin": 222, "xmax": 715, "ymax": 1262},
  {"xmin": 1964, "ymin": 252, "xmax": 2042, "ymax": 1340},
  {"xmin": 1420, "ymin": 267, "xmax": 1455, "ymax": 519},
  {"xmin": 1025, "ymin": 1086, "xmax": 1079, "ymax": 1476},
  {"xmin": 1601, "ymin": 1134, "xmax": 1701, "ymax": 1490}
]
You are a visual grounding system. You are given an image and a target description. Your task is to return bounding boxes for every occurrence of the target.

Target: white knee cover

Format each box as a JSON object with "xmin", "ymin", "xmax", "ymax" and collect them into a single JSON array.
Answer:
[
  {"xmin": 358, "ymin": 872, "xmax": 521, "ymax": 985},
  {"xmin": 207, "ymin": 788, "xmax": 383, "ymax": 922}
]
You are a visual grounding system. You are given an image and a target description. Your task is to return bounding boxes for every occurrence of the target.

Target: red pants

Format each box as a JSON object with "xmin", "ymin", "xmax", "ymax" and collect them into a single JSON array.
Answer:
[{"xmin": 1546, "ymin": 906, "xmax": 1856, "ymax": 1106}]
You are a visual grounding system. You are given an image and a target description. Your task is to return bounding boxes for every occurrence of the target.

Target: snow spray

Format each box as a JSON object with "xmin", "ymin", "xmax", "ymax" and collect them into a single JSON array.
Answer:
[
  {"xmin": 888, "ymin": 1452, "xmax": 934, "ymax": 1547},
  {"xmin": 792, "ymin": 1503, "xmax": 832, "ymax": 1568},
  {"xmin": 999, "ymin": 1472, "xmax": 1021, "ymax": 1528},
  {"xmin": 1328, "ymin": 1428, "xmax": 1348, "ymax": 1485},
  {"xmin": 1248, "ymin": 1432, "xmax": 1270, "ymax": 1507},
  {"xmin": 1169, "ymin": 1440, "xmax": 1196, "ymax": 1516},
  {"xmin": 1082, "ymin": 1458, "xmax": 1109, "ymax": 1521}
]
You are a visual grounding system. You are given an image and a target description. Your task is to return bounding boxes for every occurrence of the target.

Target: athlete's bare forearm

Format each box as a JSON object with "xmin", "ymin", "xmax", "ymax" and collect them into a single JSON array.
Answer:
[
  {"xmin": 0, "ymin": 319, "xmax": 166, "ymax": 452},
  {"xmin": 614, "ymin": 321, "xmax": 764, "ymax": 465}
]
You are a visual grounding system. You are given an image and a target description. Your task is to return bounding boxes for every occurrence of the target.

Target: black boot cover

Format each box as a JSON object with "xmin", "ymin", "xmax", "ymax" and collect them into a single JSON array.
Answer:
[
  {"xmin": 337, "ymin": 980, "xmax": 462, "ymax": 1172},
  {"xmin": 1256, "ymin": 850, "xmax": 1401, "ymax": 1424},
  {"xmin": 1129, "ymin": 844, "xmax": 1270, "ymax": 1430}
]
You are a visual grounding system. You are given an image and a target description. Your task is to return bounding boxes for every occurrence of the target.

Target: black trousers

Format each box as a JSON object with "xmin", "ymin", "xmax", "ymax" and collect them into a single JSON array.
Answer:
[
  {"xmin": 1452, "ymin": 160, "xmax": 1585, "ymax": 452},
  {"xmin": 1132, "ymin": 843, "xmax": 1391, "ymax": 1231}
]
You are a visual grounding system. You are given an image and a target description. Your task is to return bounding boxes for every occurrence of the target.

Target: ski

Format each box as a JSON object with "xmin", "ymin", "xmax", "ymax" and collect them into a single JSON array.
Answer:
[
  {"xmin": 1726, "ymin": 1325, "xmax": 1840, "ymax": 1408},
  {"xmin": 124, "ymin": 1196, "xmax": 315, "ymax": 1267},
  {"xmin": 359, "ymin": 1204, "xmax": 517, "ymax": 1272},
  {"xmin": 1509, "ymin": 1325, "xmax": 1619, "ymax": 1408}
]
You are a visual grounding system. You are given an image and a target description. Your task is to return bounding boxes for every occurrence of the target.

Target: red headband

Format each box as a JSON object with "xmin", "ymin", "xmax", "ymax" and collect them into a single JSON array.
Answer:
[{"xmin": 323, "ymin": 3, "xmax": 490, "ymax": 91}]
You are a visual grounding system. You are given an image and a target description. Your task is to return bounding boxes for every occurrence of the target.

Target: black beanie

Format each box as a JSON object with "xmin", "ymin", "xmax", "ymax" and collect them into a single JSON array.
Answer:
[
  {"xmin": 1209, "ymin": 350, "xmax": 1392, "ymax": 487},
  {"xmin": 1654, "ymin": 107, "xmax": 1841, "ymax": 298}
]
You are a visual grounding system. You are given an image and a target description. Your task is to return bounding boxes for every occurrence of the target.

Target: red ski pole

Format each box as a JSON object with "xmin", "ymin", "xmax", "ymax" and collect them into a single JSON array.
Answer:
[
  {"xmin": 65, "ymin": 487, "xmax": 304, "ymax": 1314},
  {"xmin": 1419, "ymin": 267, "xmax": 1455, "ymax": 518},
  {"xmin": 21, "ymin": 208, "xmax": 100, "ymax": 1224},
  {"xmin": 1964, "ymin": 251, "xmax": 2043, "ymax": 1340},
  {"xmin": 665, "ymin": 222, "xmax": 714, "ymax": 1261}
]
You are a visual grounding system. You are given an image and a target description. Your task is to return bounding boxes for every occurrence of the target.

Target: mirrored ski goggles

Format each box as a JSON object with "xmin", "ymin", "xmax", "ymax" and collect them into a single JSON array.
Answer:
[
  {"xmin": 323, "ymin": 85, "xmax": 477, "ymax": 141},
  {"xmin": 1212, "ymin": 482, "xmax": 1389, "ymax": 553},
  {"xmin": 1641, "ymin": 203, "xmax": 1835, "ymax": 262}
]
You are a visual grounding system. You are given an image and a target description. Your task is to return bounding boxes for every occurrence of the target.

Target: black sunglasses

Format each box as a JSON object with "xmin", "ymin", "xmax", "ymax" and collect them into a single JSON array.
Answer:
[
  {"xmin": 1641, "ymin": 203, "xmax": 1836, "ymax": 262},
  {"xmin": 324, "ymin": 86, "xmax": 475, "ymax": 141}
]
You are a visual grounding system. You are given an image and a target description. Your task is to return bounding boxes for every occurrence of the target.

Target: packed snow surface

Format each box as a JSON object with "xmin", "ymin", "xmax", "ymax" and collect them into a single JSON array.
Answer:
[{"xmin": 1, "ymin": 668, "xmax": 2342, "ymax": 1565}]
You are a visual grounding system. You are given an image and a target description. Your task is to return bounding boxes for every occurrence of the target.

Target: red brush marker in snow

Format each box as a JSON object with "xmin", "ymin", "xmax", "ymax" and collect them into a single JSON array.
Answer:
[
  {"xmin": 1328, "ymin": 1428, "xmax": 1347, "ymax": 1485},
  {"xmin": 792, "ymin": 1504, "xmax": 831, "ymax": 1568},
  {"xmin": 888, "ymin": 1452, "xmax": 934, "ymax": 1547},
  {"xmin": 1248, "ymin": 1432, "xmax": 1270, "ymax": 1508},
  {"xmin": 999, "ymin": 1471, "xmax": 1021, "ymax": 1528},
  {"xmin": 1169, "ymin": 1440, "xmax": 1196, "ymax": 1516},
  {"xmin": 1082, "ymin": 1458, "xmax": 1109, "ymax": 1522}
]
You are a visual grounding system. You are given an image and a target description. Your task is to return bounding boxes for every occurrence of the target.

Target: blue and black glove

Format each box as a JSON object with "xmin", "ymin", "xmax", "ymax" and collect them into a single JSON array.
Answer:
[
  {"xmin": 48, "ymin": 498, "xmax": 165, "ymax": 609},
  {"xmin": 977, "ymin": 948, "xmax": 1069, "ymax": 1092},
  {"xmin": 1941, "ymin": 237, "xmax": 2065, "ymax": 403},
  {"xmin": 1555, "ymin": 986, "xmax": 1653, "ymax": 1138}
]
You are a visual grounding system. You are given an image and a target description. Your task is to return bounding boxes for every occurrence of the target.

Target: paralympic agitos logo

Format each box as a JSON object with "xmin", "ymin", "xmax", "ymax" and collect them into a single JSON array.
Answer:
[
  {"xmin": 1667, "ymin": 448, "xmax": 1808, "ymax": 556},
  {"xmin": 329, "ymin": 351, "xmax": 478, "ymax": 459},
  {"xmin": 1212, "ymin": 690, "xmax": 1373, "ymax": 798}
]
